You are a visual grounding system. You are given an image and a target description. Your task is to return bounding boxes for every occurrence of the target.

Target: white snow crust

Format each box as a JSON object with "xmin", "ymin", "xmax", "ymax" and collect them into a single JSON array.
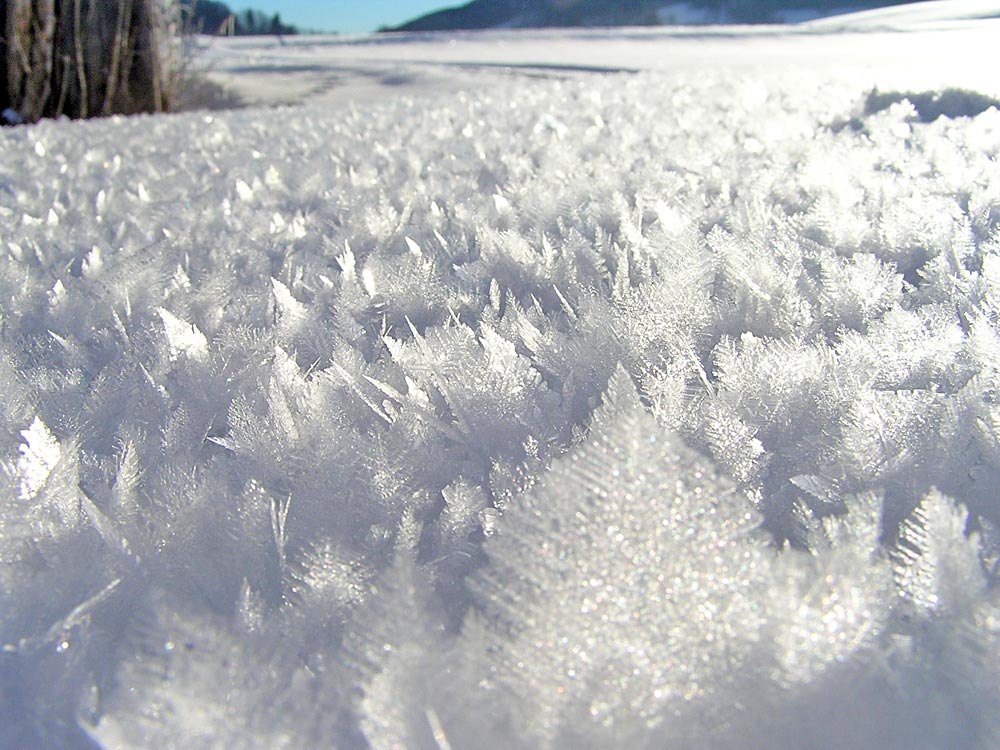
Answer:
[{"xmin": 2, "ymin": 5, "xmax": 1000, "ymax": 749}]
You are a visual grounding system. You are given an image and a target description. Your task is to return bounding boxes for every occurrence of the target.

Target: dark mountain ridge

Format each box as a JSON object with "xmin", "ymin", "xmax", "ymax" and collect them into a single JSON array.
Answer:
[{"xmin": 386, "ymin": 0, "xmax": 929, "ymax": 32}]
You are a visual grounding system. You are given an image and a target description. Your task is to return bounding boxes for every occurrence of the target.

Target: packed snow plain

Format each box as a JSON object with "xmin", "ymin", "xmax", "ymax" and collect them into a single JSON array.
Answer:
[{"xmin": 3, "ymin": 3, "xmax": 1000, "ymax": 749}]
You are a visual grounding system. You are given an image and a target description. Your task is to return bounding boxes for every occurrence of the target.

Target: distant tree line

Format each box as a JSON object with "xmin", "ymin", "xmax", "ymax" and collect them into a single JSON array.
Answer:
[{"xmin": 180, "ymin": 0, "xmax": 299, "ymax": 35}]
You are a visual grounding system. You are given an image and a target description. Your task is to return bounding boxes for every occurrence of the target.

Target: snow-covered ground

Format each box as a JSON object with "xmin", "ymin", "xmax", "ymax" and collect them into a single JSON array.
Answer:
[
  {"xmin": 2, "ymin": 2, "xmax": 1000, "ymax": 749},
  {"xmin": 191, "ymin": 0, "xmax": 1000, "ymax": 106}
]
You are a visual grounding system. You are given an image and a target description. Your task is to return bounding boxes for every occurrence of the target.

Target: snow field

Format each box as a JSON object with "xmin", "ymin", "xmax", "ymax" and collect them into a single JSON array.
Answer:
[{"xmin": 1, "ymin": 58, "xmax": 1000, "ymax": 749}]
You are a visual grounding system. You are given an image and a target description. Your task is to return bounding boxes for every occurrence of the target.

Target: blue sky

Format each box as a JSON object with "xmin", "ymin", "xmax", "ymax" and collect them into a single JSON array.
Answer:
[{"xmin": 248, "ymin": 1, "xmax": 454, "ymax": 33}]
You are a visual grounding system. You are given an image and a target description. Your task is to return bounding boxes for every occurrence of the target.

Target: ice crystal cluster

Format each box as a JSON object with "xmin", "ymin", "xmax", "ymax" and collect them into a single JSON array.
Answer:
[{"xmin": 1, "ymin": 65, "xmax": 999, "ymax": 750}]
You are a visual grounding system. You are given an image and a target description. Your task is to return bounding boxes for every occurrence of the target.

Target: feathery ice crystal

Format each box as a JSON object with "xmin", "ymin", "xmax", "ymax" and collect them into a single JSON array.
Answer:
[{"xmin": 1, "ymin": 61, "xmax": 999, "ymax": 749}]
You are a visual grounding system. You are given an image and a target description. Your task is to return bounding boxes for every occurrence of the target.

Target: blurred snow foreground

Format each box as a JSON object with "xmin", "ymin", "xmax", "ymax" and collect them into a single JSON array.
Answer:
[{"xmin": 3, "ymin": 13, "xmax": 1000, "ymax": 750}]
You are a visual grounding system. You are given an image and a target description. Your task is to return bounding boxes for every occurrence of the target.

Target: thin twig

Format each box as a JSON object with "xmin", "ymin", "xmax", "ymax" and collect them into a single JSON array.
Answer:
[{"xmin": 73, "ymin": 0, "xmax": 88, "ymax": 118}]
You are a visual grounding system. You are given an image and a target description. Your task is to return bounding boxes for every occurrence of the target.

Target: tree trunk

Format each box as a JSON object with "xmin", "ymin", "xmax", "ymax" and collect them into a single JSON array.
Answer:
[
  {"xmin": 5, "ymin": 0, "xmax": 56, "ymax": 122},
  {"xmin": 2, "ymin": 0, "xmax": 177, "ymax": 122}
]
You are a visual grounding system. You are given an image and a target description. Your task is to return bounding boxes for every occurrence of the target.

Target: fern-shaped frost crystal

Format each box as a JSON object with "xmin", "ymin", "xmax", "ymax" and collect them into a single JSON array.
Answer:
[
  {"xmin": 16, "ymin": 417, "xmax": 62, "ymax": 500},
  {"xmin": 470, "ymin": 370, "xmax": 769, "ymax": 742}
]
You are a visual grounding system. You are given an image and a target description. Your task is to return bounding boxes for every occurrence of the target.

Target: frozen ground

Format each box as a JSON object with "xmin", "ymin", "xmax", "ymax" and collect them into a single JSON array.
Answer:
[{"xmin": 2, "ymin": 2, "xmax": 1000, "ymax": 749}]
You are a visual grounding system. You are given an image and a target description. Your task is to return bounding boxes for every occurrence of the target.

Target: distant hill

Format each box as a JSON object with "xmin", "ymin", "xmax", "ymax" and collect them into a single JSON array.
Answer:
[
  {"xmin": 385, "ymin": 0, "xmax": 931, "ymax": 31},
  {"xmin": 181, "ymin": 0, "xmax": 299, "ymax": 35}
]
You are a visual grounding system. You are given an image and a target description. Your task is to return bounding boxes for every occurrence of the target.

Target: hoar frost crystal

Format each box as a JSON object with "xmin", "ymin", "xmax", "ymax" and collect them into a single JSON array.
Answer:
[{"xmin": 1, "ymin": 58, "xmax": 999, "ymax": 750}]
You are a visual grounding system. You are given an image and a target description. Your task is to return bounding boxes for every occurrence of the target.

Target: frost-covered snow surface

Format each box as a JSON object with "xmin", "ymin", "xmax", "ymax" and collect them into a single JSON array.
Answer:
[{"xmin": 3, "ymin": 10, "xmax": 1000, "ymax": 750}]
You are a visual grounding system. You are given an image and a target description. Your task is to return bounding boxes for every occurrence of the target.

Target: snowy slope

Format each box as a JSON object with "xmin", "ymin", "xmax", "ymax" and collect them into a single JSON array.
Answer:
[
  {"xmin": 386, "ymin": 0, "xmax": 967, "ymax": 30},
  {"xmin": 804, "ymin": 0, "xmax": 1000, "ymax": 28},
  {"xmin": 2, "ymin": 6, "xmax": 1000, "ymax": 750}
]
